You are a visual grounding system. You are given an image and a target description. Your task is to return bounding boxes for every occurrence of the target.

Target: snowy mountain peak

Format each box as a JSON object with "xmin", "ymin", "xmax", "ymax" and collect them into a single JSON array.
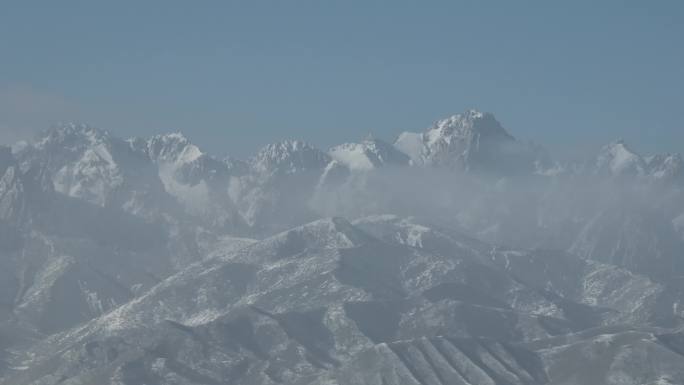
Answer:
[
  {"xmin": 394, "ymin": 109, "xmax": 536, "ymax": 173},
  {"xmin": 251, "ymin": 140, "xmax": 331, "ymax": 175},
  {"xmin": 591, "ymin": 140, "xmax": 684, "ymax": 182},
  {"xmin": 329, "ymin": 137, "xmax": 410, "ymax": 170},
  {"xmin": 14, "ymin": 123, "xmax": 128, "ymax": 207},
  {"xmin": 146, "ymin": 131, "xmax": 203, "ymax": 164},
  {"xmin": 646, "ymin": 153, "xmax": 684, "ymax": 181},
  {"xmin": 143, "ymin": 132, "xmax": 248, "ymax": 227},
  {"xmin": 596, "ymin": 140, "xmax": 646, "ymax": 177},
  {"xmin": 35, "ymin": 122, "xmax": 111, "ymax": 150},
  {"xmin": 428, "ymin": 109, "xmax": 514, "ymax": 145},
  {"xmin": 257, "ymin": 139, "xmax": 314, "ymax": 156}
]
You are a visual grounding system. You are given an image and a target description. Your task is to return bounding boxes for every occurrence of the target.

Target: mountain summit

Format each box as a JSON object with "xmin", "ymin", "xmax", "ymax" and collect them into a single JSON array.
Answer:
[{"xmin": 394, "ymin": 109, "xmax": 543, "ymax": 174}]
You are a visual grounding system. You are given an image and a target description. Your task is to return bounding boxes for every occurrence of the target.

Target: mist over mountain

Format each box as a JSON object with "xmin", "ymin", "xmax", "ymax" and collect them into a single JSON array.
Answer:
[{"xmin": 2, "ymin": 110, "xmax": 684, "ymax": 384}]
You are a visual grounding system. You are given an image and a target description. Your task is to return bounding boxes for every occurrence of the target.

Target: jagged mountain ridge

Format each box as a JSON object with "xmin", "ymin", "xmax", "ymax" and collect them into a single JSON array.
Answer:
[{"xmin": 11, "ymin": 113, "xmax": 683, "ymax": 235}]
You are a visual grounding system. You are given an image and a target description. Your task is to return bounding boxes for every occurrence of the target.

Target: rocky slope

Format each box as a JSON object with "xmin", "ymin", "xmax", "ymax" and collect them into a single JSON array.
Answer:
[{"xmin": 3, "ymin": 217, "xmax": 683, "ymax": 384}]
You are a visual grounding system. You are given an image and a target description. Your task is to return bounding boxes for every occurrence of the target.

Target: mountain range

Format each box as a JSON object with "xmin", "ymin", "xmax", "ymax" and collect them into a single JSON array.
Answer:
[{"xmin": 2, "ymin": 110, "xmax": 684, "ymax": 384}]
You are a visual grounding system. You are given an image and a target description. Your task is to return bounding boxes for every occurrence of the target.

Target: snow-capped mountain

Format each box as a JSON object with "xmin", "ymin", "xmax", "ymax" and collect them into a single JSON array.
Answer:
[
  {"xmin": 591, "ymin": 139, "xmax": 684, "ymax": 184},
  {"xmin": 144, "ymin": 132, "xmax": 240, "ymax": 187},
  {"xmin": 329, "ymin": 135, "xmax": 410, "ymax": 171},
  {"xmin": 394, "ymin": 110, "xmax": 546, "ymax": 174},
  {"xmin": 232, "ymin": 140, "xmax": 334, "ymax": 232},
  {"xmin": 142, "ymin": 132, "xmax": 248, "ymax": 231},
  {"xmin": 595, "ymin": 140, "xmax": 647, "ymax": 177},
  {"xmin": 250, "ymin": 140, "xmax": 331, "ymax": 177},
  {"xmin": 35, "ymin": 124, "xmax": 128, "ymax": 206},
  {"xmin": 14, "ymin": 124, "xmax": 172, "ymax": 221},
  {"xmin": 3, "ymin": 110, "xmax": 684, "ymax": 384}
]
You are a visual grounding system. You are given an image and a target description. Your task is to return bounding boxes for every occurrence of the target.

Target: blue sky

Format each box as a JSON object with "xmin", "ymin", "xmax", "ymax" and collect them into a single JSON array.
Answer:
[{"xmin": 0, "ymin": 1, "xmax": 682, "ymax": 158}]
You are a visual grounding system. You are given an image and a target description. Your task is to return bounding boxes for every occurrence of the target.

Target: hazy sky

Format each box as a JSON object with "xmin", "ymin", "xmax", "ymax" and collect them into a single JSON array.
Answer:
[{"xmin": 0, "ymin": 1, "xmax": 682, "ymax": 158}]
